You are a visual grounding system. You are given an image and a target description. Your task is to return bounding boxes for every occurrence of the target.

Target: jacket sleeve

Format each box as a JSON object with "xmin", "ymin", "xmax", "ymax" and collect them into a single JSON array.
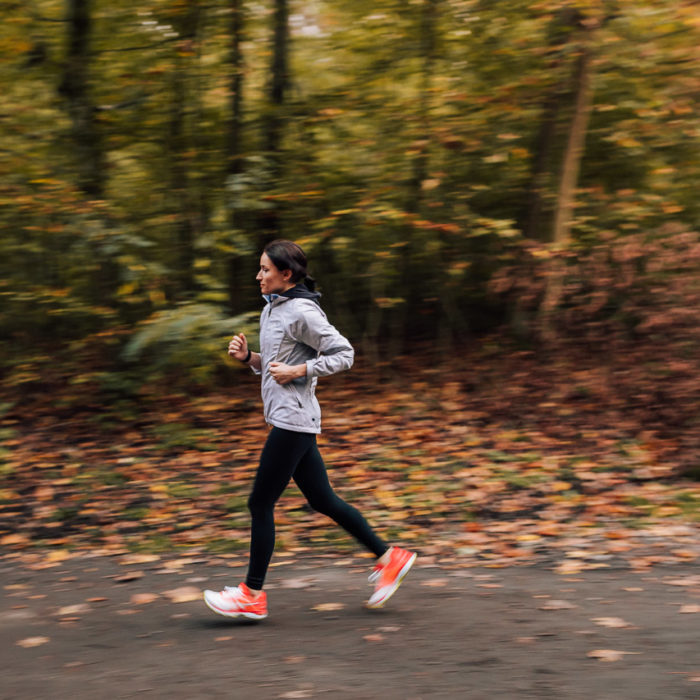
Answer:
[{"xmin": 287, "ymin": 301, "xmax": 354, "ymax": 378}]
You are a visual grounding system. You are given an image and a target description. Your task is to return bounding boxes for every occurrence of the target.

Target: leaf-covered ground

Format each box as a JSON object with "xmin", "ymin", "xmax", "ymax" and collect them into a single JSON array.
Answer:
[{"xmin": 1, "ymin": 346, "xmax": 698, "ymax": 573}]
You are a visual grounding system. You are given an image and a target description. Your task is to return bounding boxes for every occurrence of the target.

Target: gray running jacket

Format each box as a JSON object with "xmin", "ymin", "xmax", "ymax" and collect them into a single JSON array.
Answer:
[{"xmin": 253, "ymin": 294, "xmax": 354, "ymax": 434}]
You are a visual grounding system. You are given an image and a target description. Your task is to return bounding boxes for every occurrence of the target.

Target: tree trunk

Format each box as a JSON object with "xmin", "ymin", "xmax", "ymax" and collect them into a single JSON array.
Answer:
[
  {"xmin": 169, "ymin": 64, "xmax": 196, "ymax": 295},
  {"xmin": 522, "ymin": 91, "xmax": 561, "ymax": 241},
  {"xmin": 522, "ymin": 8, "xmax": 583, "ymax": 240},
  {"xmin": 227, "ymin": 0, "xmax": 245, "ymax": 176},
  {"xmin": 59, "ymin": 0, "xmax": 120, "ymax": 307},
  {"xmin": 540, "ymin": 32, "xmax": 595, "ymax": 339},
  {"xmin": 59, "ymin": 0, "xmax": 104, "ymax": 198},
  {"xmin": 266, "ymin": 0, "xmax": 289, "ymax": 155},
  {"xmin": 226, "ymin": 0, "xmax": 247, "ymax": 314},
  {"xmin": 391, "ymin": 0, "xmax": 440, "ymax": 356},
  {"xmin": 168, "ymin": 1, "xmax": 203, "ymax": 298},
  {"xmin": 406, "ymin": 0, "xmax": 438, "ymax": 212},
  {"xmin": 258, "ymin": 0, "xmax": 289, "ymax": 242}
]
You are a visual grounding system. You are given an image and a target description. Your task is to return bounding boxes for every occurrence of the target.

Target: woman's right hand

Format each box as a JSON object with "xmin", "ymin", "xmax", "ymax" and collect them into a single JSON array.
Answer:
[{"xmin": 228, "ymin": 332, "xmax": 249, "ymax": 362}]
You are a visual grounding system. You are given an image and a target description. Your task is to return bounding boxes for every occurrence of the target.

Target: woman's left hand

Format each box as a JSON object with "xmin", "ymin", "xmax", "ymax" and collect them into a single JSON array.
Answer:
[{"xmin": 269, "ymin": 362, "xmax": 306, "ymax": 385}]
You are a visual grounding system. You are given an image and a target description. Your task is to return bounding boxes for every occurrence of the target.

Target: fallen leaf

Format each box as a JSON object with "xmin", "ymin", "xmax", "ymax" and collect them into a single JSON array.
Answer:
[
  {"xmin": 120, "ymin": 554, "xmax": 160, "ymax": 566},
  {"xmin": 539, "ymin": 600, "xmax": 578, "ymax": 611},
  {"xmin": 163, "ymin": 586, "xmax": 201, "ymax": 603},
  {"xmin": 45, "ymin": 550, "xmax": 71, "ymax": 563},
  {"xmin": 671, "ymin": 549, "xmax": 697, "ymax": 560},
  {"xmin": 556, "ymin": 561, "xmax": 584, "ymax": 575},
  {"xmin": 115, "ymin": 571, "xmax": 144, "ymax": 583},
  {"xmin": 284, "ymin": 655, "xmax": 306, "ymax": 664},
  {"xmin": 215, "ymin": 636, "xmax": 233, "ymax": 642},
  {"xmin": 663, "ymin": 576, "xmax": 700, "ymax": 587},
  {"xmin": 363, "ymin": 634, "xmax": 384, "ymax": 642},
  {"xmin": 591, "ymin": 617, "xmax": 633, "ymax": 628},
  {"xmin": 587, "ymin": 649, "xmax": 641, "ymax": 662},
  {"xmin": 281, "ymin": 577, "xmax": 316, "ymax": 589},
  {"xmin": 131, "ymin": 593, "xmax": 159, "ymax": 605},
  {"xmin": 56, "ymin": 604, "xmax": 91, "ymax": 616},
  {"xmin": 421, "ymin": 578, "xmax": 448, "ymax": 587},
  {"xmin": 311, "ymin": 602, "xmax": 344, "ymax": 612},
  {"xmin": 17, "ymin": 636, "xmax": 50, "ymax": 648},
  {"xmin": 679, "ymin": 605, "xmax": 700, "ymax": 614},
  {"xmin": 1, "ymin": 534, "xmax": 29, "ymax": 546}
]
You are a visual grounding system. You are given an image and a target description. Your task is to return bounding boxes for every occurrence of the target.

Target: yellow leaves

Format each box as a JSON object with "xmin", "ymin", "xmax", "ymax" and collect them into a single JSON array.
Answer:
[
  {"xmin": 117, "ymin": 282, "xmax": 138, "ymax": 297},
  {"xmin": 330, "ymin": 208, "xmax": 358, "ymax": 216},
  {"xmin": 373, "ymin": 297, "xmax": 405, "ymax": 309},
  {"xmin": 616, "ymin": 137, "xmax": 643, "ymax": 148},
  {"xmin": 44, "ymin": 550, "xmax": 71, "ymax": 564},
  {"xmin": 421, "ymin": 178, "xmax": 441, "ymax": 191}
]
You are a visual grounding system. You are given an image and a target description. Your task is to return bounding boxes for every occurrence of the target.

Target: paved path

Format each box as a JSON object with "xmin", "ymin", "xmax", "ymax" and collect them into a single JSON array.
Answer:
[{"xmin": 1, "ymin": 553, "xmax": 699, "ymax": 699}]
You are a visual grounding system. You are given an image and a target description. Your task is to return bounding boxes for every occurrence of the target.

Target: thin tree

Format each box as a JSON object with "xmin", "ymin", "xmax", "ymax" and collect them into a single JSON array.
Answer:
[
  {"xmin": 540, "ymin": 21, "xmax": 597, "ymax": 339},
  {"xmin": 167, "ymin": 0, "xmax": 205, "ymax": 297},
  {"xmin": 227, "ymin": 0, "xmax": 245, "ymax": 176},
  {"xmin": 258, "ymin": 0, "xmax": 290, "ymax": 241},
  {"xmin": 521, "ymin": 7, "xmax": 583, "ymax": 241},
  {"xmin": 58, "ymin": 0, "xmax": 104, "ymax": 198}
]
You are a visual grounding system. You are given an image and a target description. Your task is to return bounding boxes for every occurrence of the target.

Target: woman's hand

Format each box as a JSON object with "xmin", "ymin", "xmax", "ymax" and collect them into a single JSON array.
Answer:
[
  {"xmin": 269, "ymin": 362, "xmax": 306, "ymax": 385},
  {"xmin": 228, "ymin": 333, "xmax": 249, "ymax": 362}
]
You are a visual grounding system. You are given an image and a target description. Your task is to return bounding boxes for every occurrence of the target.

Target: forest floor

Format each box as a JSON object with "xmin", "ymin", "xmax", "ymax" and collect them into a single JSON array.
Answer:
[
  {"xmin": 2, "ymin": 552, "xmax": 699, "ymax": 699},
  {"xmin": 1, "ymin": 344, "xmax": 698, "ymax": 697}
]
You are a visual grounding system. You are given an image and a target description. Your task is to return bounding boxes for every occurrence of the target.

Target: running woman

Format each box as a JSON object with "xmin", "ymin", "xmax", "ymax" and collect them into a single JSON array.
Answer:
[{"xmin": 203, "ymin": 239, "xmax": 416, "ymax": 620}]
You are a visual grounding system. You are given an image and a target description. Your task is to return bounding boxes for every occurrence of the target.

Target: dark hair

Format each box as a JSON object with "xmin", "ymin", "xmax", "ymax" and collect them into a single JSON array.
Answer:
[{"xmin": 263, "ymin": 239, "xmax": 316, "ymax": 291}]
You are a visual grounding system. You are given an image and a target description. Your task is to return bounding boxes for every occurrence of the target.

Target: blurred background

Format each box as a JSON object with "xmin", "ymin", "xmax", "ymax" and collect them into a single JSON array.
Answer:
[
  {"xmin": 0, "ymin": 1, "xmax": 698, "ymax": 554},
  {"xmin": 2, "ymin": 0, "xmax": 698, "ymax": 369}
]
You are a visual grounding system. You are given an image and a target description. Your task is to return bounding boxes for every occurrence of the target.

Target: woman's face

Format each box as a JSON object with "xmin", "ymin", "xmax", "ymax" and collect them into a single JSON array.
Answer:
[{"xmin": 257, "ymin": 253, "xmax": 292, "ymax": 295}]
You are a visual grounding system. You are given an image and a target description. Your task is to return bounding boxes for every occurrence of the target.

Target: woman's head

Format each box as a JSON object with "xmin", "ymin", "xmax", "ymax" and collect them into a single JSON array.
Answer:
[{"xmin": 257, "ymin": 239, "xmax": 315, "ymax": 295}]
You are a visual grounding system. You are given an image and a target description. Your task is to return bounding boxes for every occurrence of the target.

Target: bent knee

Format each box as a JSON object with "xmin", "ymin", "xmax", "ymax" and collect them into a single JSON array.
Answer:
[{"xmin": 306, "ymin": 494, "xmax": 344, "ymax": 517}]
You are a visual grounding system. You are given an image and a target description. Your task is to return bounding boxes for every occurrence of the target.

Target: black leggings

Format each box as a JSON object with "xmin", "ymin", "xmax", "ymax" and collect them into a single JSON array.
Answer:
[{"xmin": 245, "ymin": 427, "xmax": 388, "ymax": 590}]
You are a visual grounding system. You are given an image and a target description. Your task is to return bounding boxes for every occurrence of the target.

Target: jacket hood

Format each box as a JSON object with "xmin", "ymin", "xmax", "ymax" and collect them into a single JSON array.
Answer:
[
  {"xmin": 264, "ymin": 283, "xmax": 321, "ymax": 306},
  {"xmin": 282, "ymin": 283, "xmax": 321, "ymax": 303}
]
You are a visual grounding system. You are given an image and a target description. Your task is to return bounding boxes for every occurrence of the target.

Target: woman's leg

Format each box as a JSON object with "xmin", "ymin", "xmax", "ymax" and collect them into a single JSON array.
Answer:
[
  {"xmin": 293, "ymin": 437, "xmax": 388, "ymax": 558},
  {"xmin": 245, "ymin": 427, "xmax": 314, "ymax": 590}
]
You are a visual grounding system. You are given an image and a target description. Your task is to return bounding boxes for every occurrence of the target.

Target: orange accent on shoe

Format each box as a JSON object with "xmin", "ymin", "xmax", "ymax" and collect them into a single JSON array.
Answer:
[
  {"xmin": 367, "ymin": 547, "xmax": 416, "ymax": 608},
  {"xmin": 203, "ymin": 582, "xmax": 268, "ymax": 620}
]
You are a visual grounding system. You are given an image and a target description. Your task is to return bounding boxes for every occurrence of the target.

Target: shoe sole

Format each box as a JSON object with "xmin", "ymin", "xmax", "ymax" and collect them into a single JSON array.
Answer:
[
  {"xmin": 203, "ymin": 593, "xmax": 267, "ymax": 620},
  {"xmin": 366, "ymin": 552, "xmax": 417, "ymax": 609}
]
